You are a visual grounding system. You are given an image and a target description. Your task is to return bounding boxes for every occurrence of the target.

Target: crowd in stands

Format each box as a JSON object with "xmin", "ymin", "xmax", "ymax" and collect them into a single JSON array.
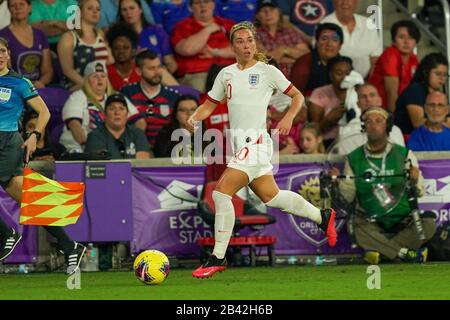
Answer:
[{"xmin": 1, "ymin": 0, "xmax": 449, "ymax": 163}]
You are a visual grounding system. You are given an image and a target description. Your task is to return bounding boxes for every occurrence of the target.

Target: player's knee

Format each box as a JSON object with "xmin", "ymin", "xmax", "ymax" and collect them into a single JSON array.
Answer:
[
  {"xmin": 261, "ymin": 190, "xmax": 280, "ymax": 204},
  {"xmin": 212, "ymin": 189, "xmax": 231, "ymax": 199},
  {"xmin": 264, "ymin": 191, "xmax": 282, "ymax": 207},
  {"xmin": 214, "ymin": 177, "xmax": 235, "ymax": 195},
  {"xmin": 212, "ymin": 190, "xmax": 233, "ymax": 208},
  {"xmin": 214, "ymin": 184, "xmax": 227, "ymax": 195}
]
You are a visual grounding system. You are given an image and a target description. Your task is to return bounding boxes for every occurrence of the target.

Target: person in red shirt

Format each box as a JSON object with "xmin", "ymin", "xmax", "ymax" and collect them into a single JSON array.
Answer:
[
  {"xmin": 106, "ymin": 22, "xmax": 141, "ymax": 91},
  {"xmin": 368, "ymin": 20, "xmax": 421, "ymax": 113},
  {"xmin": 171, "ymin": 0, "xmax": 236, "ymax": 92}
]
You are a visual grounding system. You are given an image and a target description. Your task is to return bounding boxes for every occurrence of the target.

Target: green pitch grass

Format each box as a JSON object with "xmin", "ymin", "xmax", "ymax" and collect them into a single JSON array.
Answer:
[{"xmin": 1, "ymin": 263, "xmax": 450, "ymax": 300}]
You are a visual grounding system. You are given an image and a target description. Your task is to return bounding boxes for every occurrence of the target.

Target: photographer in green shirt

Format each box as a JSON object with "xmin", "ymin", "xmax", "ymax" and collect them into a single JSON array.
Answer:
[{"xmin": 330, "ymin": 107, "xmax": 436, "ymax": 264}]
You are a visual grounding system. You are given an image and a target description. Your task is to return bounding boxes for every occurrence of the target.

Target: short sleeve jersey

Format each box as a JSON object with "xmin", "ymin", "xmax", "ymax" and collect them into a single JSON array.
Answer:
[
  {"xmin": 0, "ymin": 71, "xmax": 38, "ymax": 131},
  {"xmin": 207, "ymin": 62, "xmax": 292, "ymax": 133}
]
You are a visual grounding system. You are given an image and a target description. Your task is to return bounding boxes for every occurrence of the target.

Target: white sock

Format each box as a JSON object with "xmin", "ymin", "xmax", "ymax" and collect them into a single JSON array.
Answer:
[
  {"xmin": 398, "ymin": 248, "xmax": 409, "ymax": 259},
  {"xmin": 212, "ymin": 191, "xmax": 235, "ymax": 259},
  {"xmin": 265, "ymin": 190, "xmax": 322, "ymax": 224}
]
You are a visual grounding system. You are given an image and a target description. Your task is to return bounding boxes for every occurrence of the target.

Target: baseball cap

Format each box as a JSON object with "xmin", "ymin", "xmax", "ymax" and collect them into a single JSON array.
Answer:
[
  {"xmin": 83, "ymin": 61, "xmax": 107, "ymax": 77},
  {"xmin": 256, "ymin": 0, "xmax": 278, "ymax": 12},
  {"xmin": 105, "ymin": 93, "xmax": 128, "ymax": 110}
]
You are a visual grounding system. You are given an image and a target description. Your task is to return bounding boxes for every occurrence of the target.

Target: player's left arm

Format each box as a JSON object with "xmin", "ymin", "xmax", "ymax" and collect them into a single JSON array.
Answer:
[
  {"xmin": 276, "ymin": 85, "xmax": 304, "ymax": 135},
  {"xmin": 22, "ymin": 95, "xmax": 51, "ymax": 162}
]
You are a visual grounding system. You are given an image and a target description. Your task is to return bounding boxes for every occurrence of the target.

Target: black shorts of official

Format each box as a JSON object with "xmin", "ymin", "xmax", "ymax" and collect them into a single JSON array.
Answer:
[{"xmin": 0, "ymin": 132, "xmax": 24, "ymax": 190}]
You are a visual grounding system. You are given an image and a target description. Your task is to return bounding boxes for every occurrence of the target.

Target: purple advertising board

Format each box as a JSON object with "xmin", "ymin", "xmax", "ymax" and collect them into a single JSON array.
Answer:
[
  {"xmin": 417, "ymin": 159, "xmax": 450, "ymax": 227},
  {"xmin": 1, "ymin": 159, "xmax": 450, "ymax": 263},
  {"xmin": 55, "ymin": 162, "xmax": 133, "ymax": 243},
  {"xmin": 130, "ymin": 160, "xmax": 450, "ymax": 257},
  {"xmin": 130, "ymin": 164, "xmax": 353, "ymax": 258}
]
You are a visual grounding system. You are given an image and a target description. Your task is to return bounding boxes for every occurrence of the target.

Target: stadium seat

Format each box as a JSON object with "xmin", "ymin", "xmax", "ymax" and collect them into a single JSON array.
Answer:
[
  {"xmin": 169, "ymin": 85, "xmax": 202, "ymax": 101},
  {"xmin": 37, "ymin": 88, "xmax": 70, "ymax": 131},
  {"xmin": 50, "ymin": 123, "xmax": 64, "ymax": 144},
  {"xmin": 196, "ymin": 180, "xmax": 277, "ymax": 266}
]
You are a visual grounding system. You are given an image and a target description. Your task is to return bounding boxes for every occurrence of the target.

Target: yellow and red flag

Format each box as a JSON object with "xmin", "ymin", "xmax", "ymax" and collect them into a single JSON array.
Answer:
[{"xmin": 20, "ymin": 168, "xmax": 85, "ymax": 226}]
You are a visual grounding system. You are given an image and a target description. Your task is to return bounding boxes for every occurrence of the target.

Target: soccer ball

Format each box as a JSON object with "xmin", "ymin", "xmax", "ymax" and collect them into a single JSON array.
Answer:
[{"xmin": 133, "ymin": 250, "xmax": 170, "ymax": 285}]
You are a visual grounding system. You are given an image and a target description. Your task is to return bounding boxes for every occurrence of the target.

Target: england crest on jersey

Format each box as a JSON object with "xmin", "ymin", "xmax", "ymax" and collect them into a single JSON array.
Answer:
[
  {"xmin": 0, "ymin": 87, "xmax": 12, "ymax": 104},
  {"xmin": 248, "ymin": 74, "xmax": 259, "ymax": 86}
]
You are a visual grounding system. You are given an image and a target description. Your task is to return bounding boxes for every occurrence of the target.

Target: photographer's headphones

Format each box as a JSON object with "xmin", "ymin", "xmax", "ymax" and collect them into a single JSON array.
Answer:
[{"xmin": 360, "ymin": 107, "xmax": 394, "ymax": 134}]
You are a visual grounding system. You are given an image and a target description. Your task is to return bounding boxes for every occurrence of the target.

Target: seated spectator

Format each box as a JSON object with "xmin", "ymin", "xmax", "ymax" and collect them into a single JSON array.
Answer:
[
  {"xmin": 28, "ymin": 0, "xmax": 77, "ymax": 52},
  {"xmin": 300, "ymin": 122, "xmax": 325, "ymax": 154},
  {"xmin": 121, "ymin": 50, "xmax": 182, "ymax": 149},
  {"xmin": 0, "ymin": 0, "xmax": 11, "ymax": 30},
  {"xmin": 408, "ymin": 91, "xmax": 450, "ymax": 151},
  {"xmin": 395, "ymin": 52, "xmax": 449, "ymax": 136},
  {"xmin": 118, "ymin": 0, "xmax": 178, "ymax": 85},
  {"xmin": 308, "ymin": 55, "xmax": 353, "ymax": 147},
  {"xmin": 106, "ymin": 22, "xmax": 141, "ymax": 90},
  {"xmin": 279, "ymin": 0, "xmax": 334, "ymax": 39},
  {"xmin": 85, "ymin": 93, "xmax": 150, "ymax": 159},
  {"xmin": 98, "ymin": 0, "xmax": 154, "ymax": 31},
  {"xmin": 0, "ymin": 0, "xmax": 53, "ymax": 87},
  {"xmin": 22, "ymin": 109, "xmax": 66, "ymax": 161},
  {"xmin": 269, "ymin": 90, "xmax": 306, "ymax": 154},
  {"xmin": 267, "ymin": 59, "xmax": 306, "ymax": 153},
  {"xmin": 254, "ymin": 0, "xmax": 309, "ymax": 79},
  {"xmin": 57, "ymin": 0, "xmax": 114, "ymax": 91},
  {"xmin": 291, "ymin": 22, "xmax": 343, "ymax": 95},
  {"xmin": 154, "ymin": 94, "xmax": 200, "ymax": 158},
  {"xmin": 216, "ymin": 0, "xmax": 257, "ymax": 24},
  {"xmin": 368, "ymin": 20, "xmax": 420, "ymax": 112},
  {"xmin": 331, "ymin": 107, "xmax": 436, "ymax": 264},
  {"xmin": 59, "ymin": 61, "xmax": 141, "ymax": 152},
  {"xmin": 150, "ymin": 0, "xmax": 191, "ymax": 35},
  {"xmin": 171, "ymin": 0, "xmax": 236, "ymax": 92},
  {"xmin": 321, "ymin": 0, "xmax": 382, "ymax": 79},
  {"xmin": 338, "ymin": 83, "xmax": 405, "ymax": 155}
]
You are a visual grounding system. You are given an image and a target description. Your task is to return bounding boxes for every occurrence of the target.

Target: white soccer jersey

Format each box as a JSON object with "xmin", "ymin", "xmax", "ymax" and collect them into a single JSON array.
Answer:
[{"xmin": 207, "ymin": 61, "xmax": 292, "ymax": 134}]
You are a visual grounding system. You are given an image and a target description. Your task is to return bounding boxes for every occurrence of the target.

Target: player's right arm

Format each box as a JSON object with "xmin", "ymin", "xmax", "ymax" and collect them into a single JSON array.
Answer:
[
  {"xmin": 186, "ymin": 98, "xmax": 218, "ymax": 132},
  {"xmin": 187, "ymin": 68, "xmax": 226, "ymax": 132}
]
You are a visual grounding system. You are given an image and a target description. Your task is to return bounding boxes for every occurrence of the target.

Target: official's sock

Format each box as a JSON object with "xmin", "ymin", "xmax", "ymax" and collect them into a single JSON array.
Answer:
[
  {"xmin": 0, "ymin": 218, "xmax": 13, "ymax": 238},
  {"xmin": 265, "ymin": 190, "xmax": 322, "ymax": 224},
  {"xmin": 43, "ymin": 226, "xmax": 75, "ymax": 254},
  {"xmin": 398, "ymin": 247, "xmax": 409, "ymax": 259},
  {"xmin": 211, "ymin": 191, "xmax": 235, "ymax": 260}
]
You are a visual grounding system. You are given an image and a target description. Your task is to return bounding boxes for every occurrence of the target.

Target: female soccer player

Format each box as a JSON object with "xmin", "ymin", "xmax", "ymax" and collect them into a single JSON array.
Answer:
[
  {"xmin": 0, "ymin": 37, "xmax": 85, "ymax": 274},
  {"xmin": 188, "ymin": 22, "xmax": 337, "ymax": 279}
]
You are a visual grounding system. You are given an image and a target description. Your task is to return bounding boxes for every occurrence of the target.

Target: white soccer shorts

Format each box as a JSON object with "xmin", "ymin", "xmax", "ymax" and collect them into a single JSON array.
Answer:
[{"xmin": 227, "ymin": 133, "xmax": 273, "ymax": 182}]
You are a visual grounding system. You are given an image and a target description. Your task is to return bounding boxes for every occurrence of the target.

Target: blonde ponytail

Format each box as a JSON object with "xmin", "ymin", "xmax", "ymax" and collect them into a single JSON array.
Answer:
[{"xmin": 254, "ymin": 52, "xmax": 270, "ymax": 64}]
